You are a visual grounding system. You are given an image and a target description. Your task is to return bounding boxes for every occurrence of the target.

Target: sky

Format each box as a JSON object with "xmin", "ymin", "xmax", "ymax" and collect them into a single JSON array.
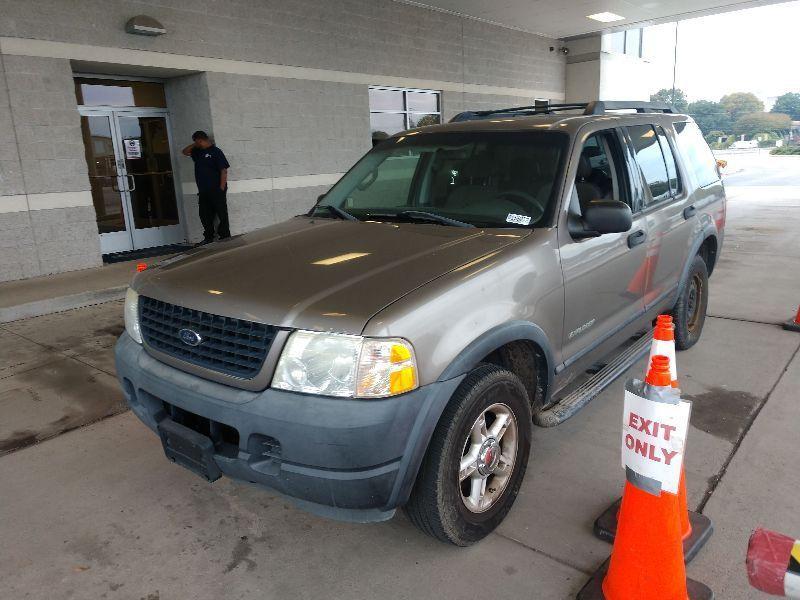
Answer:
[{"xmin": 642, "ymin": 0, "xmax": 800, "ymax": 107}]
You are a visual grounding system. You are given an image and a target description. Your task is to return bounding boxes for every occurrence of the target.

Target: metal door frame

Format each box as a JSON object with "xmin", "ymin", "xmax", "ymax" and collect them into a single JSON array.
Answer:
[{"xmin": 78, "ymin": 105, "xmax": 187, "ymax": 254}]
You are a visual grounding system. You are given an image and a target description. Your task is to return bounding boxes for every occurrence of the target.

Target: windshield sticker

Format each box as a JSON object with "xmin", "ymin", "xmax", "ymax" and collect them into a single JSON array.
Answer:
[{"xmin": 506, "ymin": 213, "xmax": 531, "ymax": 226}]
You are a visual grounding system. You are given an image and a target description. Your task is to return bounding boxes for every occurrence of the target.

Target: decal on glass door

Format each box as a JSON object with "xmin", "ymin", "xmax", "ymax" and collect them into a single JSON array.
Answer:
[{"xmin": 124, "ymin": 139, "xmax": 142, "ymax": 159}]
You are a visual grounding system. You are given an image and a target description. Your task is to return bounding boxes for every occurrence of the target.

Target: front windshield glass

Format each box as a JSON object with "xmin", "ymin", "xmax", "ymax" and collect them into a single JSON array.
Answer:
[{"xmin": 313, "ymin": 131, "xmax": 568, "ymax": 228}]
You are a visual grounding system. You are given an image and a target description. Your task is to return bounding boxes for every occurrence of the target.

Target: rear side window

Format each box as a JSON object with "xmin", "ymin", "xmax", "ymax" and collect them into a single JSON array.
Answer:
[
  {"xmin": 628, "ymin": 124, "xmax": 670, "ymax": 203},
  {"xmin": 656, "ymin": 126, "xmax": 681, "ymax": 196},
  {"xmin": 674, "ymin": 121, "xmax": 719, "ymax": 187}
]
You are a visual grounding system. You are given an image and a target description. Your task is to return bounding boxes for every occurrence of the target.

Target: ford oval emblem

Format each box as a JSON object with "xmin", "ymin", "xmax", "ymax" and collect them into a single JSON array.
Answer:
[{"xmin": 178, "ymin": 328, "xmax": 203, "ymax": 347}]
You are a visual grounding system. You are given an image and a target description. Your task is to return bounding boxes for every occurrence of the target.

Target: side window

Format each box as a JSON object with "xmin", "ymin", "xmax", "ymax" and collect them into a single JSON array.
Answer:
[
  {"xmin": 674, "ymin": 121, "xmax": 720, "ymax": 187},
  {"xmin": 628, "ymin": 124, "xmax": 670, "ymax": 204},
  {"xmin": 572, "ymin": 129, "xmax": 629, "ymax": 215},
  {"xmin": 656, "ymin": 126, "xmax": 681, "ymax": 196}
]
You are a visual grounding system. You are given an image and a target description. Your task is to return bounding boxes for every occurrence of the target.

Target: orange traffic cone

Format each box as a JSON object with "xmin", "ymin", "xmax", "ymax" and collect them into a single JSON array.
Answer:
[
  {"xmin": 592, "ymin": 316, "xmax": 713, "ymax": 563},
  {"xmin": 577, "ymin": 356, "xmax": 712, "ymax": 600},
  {"xmin": 784, "ymin": 305, "xmax": 800, "ymax": 332},
  {"xmin": 650, "ymin": 314, "xmax": 678, "ymax": 387}
]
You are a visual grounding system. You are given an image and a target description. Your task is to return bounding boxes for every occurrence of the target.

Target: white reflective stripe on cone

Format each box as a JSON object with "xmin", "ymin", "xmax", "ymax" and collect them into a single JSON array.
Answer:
[{"xmin": 648, "ymin": 339, "xmax": 677, "ymax": 382}]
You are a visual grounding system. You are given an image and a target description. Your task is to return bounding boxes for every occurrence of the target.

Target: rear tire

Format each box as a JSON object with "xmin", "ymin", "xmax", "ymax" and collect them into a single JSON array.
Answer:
[
  {"xmin": 672, "ymin": 254, "xmax": 709, "ymax": 350},
  {"xmin": 405, "ymin": 364, "xmax": 532, "ymax": 546}
]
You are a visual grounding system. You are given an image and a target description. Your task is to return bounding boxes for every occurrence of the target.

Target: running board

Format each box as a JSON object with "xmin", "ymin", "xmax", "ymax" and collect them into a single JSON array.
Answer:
[{"xmin": 534, "ymin": 333, "xmax": 653, "ymax": 428}]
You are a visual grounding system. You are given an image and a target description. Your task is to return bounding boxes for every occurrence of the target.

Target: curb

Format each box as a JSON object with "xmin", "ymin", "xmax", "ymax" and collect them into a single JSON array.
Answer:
[{"xmin": 0, "ymin": 286, "xmax": 127, "ymax": 324}]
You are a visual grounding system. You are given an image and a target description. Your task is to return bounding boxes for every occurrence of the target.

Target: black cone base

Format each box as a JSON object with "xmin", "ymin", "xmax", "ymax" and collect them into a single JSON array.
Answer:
[
  {"xmin": 784, "ymin": 319, "xmax": 800, "ymax": 332},
  {"xmin": 592, "ymin": 498, "xmax": 714, "ymax": 563},
  {"xmin": 576, "ymin": 558, "xmax": 714, "ymax": 600}
]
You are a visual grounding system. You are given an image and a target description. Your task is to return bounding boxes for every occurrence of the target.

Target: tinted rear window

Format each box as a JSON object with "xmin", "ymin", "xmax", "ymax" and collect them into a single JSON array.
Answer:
[{"xmin": 674, "ymin": 121, "xmax": 719, "ymax": 187}]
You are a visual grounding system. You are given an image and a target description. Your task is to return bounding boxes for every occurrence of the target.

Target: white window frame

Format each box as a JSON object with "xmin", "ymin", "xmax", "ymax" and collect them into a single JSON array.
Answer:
[{"xmin": 369, "ymin": 86, "xmax": 442, "ymax": 132}]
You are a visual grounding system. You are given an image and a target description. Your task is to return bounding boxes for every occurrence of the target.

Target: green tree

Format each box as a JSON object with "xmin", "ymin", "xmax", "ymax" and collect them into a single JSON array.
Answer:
[
  {"xmin": 771, "ymin": 92, "xmax": 800, "ymax": 120},
  {"xmin": 732, "ymin": 112, "xmax": 791, "ymax": 137},
  {"xmin": 687, "ymin": 100, "xmax": 732, "ymax": 135},
  {"xmin": 650, "ymin": 88, "xmax": 688, "ymax": 113},
  {"xmin": 720, "ymin": 92, "xmax": 764, "ymax": 122}
]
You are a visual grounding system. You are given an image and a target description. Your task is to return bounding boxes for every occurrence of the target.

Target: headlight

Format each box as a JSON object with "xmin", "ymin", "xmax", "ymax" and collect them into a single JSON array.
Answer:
[
  {"xmin": 124, "ymin": 288, "xmax": 143, "ymax": 344},
  {"xmin": 272, "ymin": 331, "xmax": 418, "ymax": 398}
]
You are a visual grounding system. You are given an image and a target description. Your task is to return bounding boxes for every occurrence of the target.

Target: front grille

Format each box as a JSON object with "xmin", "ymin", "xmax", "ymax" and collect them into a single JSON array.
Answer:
[{"xmin": 139, "ymin": 296, "xmax": 278, "ymax": 379}]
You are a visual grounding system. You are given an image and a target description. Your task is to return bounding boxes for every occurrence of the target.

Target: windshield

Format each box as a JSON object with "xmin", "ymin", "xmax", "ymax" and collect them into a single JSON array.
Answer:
[{"xmin": 313, "ymin": 131, "xmax": 568, "ymax": 228}]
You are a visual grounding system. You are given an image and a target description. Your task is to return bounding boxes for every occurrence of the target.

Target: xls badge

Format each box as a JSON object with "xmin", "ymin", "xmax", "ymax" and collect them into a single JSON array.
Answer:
[{"xmin": 178, "ymin": 328, "xmax": 203, "ymax": 347}]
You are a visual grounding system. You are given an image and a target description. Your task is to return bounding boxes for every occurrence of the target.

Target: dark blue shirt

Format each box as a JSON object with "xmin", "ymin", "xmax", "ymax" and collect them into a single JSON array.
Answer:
[{"xmin": 190, "ymin": 145, "xmax": 230, "ymax": 193}]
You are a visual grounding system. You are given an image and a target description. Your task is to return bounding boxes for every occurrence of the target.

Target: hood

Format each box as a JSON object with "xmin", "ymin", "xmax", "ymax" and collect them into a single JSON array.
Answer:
[{"xmin": 134, "ymin": 217, "xmax": 529, "ymax": 333}]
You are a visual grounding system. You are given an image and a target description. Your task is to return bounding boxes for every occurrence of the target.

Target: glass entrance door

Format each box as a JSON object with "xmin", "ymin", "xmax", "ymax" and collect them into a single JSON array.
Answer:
[{"xmin": 79, "ymin": 108, "xmax": 184, "ymax": 254}]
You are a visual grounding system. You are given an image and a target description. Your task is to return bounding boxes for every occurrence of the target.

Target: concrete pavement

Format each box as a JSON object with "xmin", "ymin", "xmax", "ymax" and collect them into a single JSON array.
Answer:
[{"xmin": 1, "ymin": 157, "xmax": 799, "ymax": 599}]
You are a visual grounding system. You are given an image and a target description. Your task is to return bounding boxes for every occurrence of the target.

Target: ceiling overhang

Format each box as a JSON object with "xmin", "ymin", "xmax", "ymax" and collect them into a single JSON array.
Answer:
[{"xmin": 396, "ymin": 0, "xmax": 790, "ymax": 39}]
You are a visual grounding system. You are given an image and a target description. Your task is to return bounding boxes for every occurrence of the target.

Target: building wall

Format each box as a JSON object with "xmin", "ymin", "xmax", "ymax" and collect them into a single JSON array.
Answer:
[
  {"xmin": 0, "ymin": 0, "xmax": 567, "ymax": 281},
  {"xmin": 0, "ymin": 54, "xmax": 100, "ymax": 282}
]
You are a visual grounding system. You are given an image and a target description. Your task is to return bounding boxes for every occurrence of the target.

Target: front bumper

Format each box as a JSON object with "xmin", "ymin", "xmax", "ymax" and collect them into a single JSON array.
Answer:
[{"xmin": 115, "ymin": 333, "xmax": 462, "ymax": 522}]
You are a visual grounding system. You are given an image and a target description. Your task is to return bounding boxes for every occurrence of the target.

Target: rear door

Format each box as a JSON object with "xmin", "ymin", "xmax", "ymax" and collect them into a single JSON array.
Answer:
[
  {"xmin": 559, "ymin": 127, "xmax": 649, "ymax": 363},
  {"xmin": 624, "ymin": 123, "xmax": 694, "ymax": 308}
]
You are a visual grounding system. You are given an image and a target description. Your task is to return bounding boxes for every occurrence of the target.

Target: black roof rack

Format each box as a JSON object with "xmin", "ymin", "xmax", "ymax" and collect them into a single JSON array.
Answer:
[{"xmin": 449, "ymin": 100, "xmax": 674, "ymax": 122}]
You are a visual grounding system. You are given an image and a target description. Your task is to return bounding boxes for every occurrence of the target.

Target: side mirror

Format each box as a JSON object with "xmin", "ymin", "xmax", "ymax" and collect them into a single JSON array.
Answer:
[{"xmin": 571, "ymin": 200, "xmax": 632, "ymax": 238}]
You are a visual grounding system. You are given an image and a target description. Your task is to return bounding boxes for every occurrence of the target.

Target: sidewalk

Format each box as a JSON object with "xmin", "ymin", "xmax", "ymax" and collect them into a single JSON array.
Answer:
[{"xmin": 0, "ymin": 254, "xmax": 170, "ymax": 323}]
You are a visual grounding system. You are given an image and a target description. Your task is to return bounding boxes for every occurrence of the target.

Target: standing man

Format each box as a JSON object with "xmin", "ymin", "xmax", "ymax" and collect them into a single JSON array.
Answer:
[{"xmin": 182, "ymin": 131, "xmax": 230, "ymax": 244}]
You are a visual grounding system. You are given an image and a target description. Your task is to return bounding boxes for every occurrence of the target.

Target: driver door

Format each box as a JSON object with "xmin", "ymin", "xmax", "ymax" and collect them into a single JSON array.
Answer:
[{"xmin": 559, "ymin": 127, "xmax": 649, "ymax": 364}]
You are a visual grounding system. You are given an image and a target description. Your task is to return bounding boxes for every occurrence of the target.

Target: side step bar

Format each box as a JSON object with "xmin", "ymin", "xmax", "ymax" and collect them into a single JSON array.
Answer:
[{"xmin": 534, "ymin": 333, "xmax": 653, "ymax": 428}]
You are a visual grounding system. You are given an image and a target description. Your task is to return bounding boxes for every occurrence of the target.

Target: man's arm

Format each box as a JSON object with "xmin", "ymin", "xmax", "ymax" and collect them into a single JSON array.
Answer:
[
  {"xmin": 181, "ymin": 143, "xmax": 195, "ymax": 157},
  {"xmin": 220, "ymin": 168, "xmax": 228, "ymax": 191}
]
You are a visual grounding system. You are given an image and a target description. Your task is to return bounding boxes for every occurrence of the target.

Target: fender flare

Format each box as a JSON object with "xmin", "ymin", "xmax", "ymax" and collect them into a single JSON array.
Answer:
[
  {"xmin": 676, "ymin": 225, "xmax": 717, "ymax": 302},
  {"xmin": 438, "ymin": 320, "xmax": 555, "ymax": 398},
  {"xmin": 387, "ymin": 320, "xmax": 556, "ymax": 509}
]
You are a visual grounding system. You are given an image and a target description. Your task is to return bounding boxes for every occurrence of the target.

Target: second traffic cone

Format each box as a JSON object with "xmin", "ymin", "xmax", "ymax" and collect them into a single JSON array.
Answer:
[
  {"xmin": 650, "ymin": 314, "xmax": 678, "ymax": 388},
  {"xmin": 784, "ymin": 305, "xmax": 800, "ymax": 332},
  {"xmin": 577, "ymin": 356, "xmax": 712, "ymax": 600},
  {"xmin": 592, "ymin": 315, "xmax": 713, "ymax": 562}
]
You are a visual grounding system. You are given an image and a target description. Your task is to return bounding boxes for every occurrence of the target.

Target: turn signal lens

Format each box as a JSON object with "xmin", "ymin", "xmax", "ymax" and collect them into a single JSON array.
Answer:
[
  {"xmin": 389, "ymin": 366, "xmax": 416, "ymax": 395},
  {"xmin": 390, "ymin": 344, "xmax": 412, "ymax": 363},
  {"xmin": 356, "ymin": 338, "xmax": 418, "ymax": 398}
]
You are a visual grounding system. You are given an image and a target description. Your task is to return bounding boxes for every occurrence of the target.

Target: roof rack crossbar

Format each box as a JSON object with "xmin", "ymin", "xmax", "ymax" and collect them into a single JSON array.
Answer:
[{"xmin": 471, "ymin": 102, "xmax": 589, "ymax": 117}]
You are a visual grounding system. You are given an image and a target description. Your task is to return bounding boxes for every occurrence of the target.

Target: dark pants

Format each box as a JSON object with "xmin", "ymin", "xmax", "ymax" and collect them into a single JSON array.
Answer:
[{"xmin": 198, "ymin": 188, "xmax": 230, "ymax": 241}]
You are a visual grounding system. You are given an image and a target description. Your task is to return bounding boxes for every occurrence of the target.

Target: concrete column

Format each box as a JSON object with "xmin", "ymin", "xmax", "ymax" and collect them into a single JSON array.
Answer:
[
  {"xmin": 0, "ymin": 54, "xmax": 101, "ymax": 282},
  {"xmin": 565, "ymin": 33, "xmax": 652, "ymax": 103}
]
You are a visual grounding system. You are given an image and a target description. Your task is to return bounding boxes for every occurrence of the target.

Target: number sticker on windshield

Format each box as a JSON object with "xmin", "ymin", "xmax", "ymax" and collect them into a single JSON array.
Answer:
[{"xmin": 506, "ymin": 213, "xmax": 531, "ymax": 226}]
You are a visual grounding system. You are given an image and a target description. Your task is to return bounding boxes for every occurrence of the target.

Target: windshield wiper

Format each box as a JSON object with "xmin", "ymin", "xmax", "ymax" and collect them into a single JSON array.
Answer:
[
  {"xmin": 395, "ymin": 210, "xmax": 474, "ymax": 228},
  {"xmin": 321, "ymin": 205, "xmax": 358, "ymax": 221}
]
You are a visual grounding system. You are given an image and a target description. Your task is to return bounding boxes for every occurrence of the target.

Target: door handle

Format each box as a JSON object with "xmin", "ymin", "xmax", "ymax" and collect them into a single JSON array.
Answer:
[
  {"xmin": 683, "ymin": 205, "xmax": 696, "ymax": 219},
  {"xmin": 627, "ymin": 229, "xmax": 647, "ymax": 248},
  {"xmin": 127, "ymin": 174, "xmax": 136, "ymax": 192}
]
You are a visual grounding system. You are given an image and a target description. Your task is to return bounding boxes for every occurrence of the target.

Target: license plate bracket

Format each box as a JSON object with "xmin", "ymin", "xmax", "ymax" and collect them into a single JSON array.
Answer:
[{"xmin": 157, "ymin": 419, "xmax": 222, "ymax": 482}]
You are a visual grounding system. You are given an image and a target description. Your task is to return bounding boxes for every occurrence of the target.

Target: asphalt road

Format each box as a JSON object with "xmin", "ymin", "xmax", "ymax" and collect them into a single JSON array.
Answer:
[{"xmin": 721, "ymin": 151, "xmax": 800, "ymax": 186}]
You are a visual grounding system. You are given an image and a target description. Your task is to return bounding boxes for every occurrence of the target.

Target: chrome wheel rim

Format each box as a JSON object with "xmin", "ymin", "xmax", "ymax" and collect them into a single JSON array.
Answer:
[{"xmin": 458, "ymin": 403, "xmax": 518, "ymax": 513}]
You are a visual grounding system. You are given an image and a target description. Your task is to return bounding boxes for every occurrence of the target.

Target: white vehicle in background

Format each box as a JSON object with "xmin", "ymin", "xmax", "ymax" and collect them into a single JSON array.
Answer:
[{"xmin": 730, "ymin": 139, "xmax": 759, "ymax": 149}]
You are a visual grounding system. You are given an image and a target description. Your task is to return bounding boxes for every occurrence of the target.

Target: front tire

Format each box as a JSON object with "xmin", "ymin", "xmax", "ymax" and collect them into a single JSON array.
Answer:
[
  {"xmin": 405, "ymin": 365, "xmax": 532, "ymax": 546},
  {"xmin": 672, "ymin": 254, "xmax": 709, "ymax": 350}
]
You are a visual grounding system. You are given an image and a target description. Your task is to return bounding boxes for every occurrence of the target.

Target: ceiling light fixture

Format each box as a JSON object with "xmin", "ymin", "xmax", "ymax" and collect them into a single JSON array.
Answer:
[{"xmin": 587, "ymin": 12, "xmax": 625, "ymax": 23}]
